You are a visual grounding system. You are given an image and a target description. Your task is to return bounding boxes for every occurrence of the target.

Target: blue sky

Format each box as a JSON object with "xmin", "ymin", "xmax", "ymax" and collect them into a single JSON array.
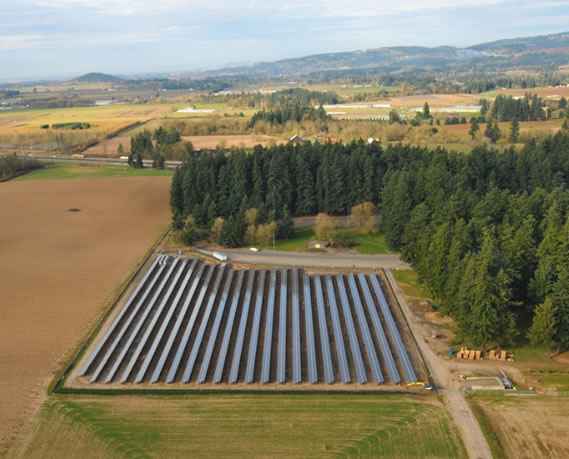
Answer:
[{"xmin": 1, "ymin": 0, "xmax": 569, "ymax": 80}]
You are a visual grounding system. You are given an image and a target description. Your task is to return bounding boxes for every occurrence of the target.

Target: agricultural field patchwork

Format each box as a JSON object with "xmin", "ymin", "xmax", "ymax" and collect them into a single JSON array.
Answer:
[
  {"xmin": 73, "ymin": 257, "xmax": 424, "ymax": 388},
  {"xmin": 471, "ymin": 396, "xmax": 569, "ymax": 459},
  {"xmin": 9, "ymin": 394, "xmax": 464, "ymax": 458}
]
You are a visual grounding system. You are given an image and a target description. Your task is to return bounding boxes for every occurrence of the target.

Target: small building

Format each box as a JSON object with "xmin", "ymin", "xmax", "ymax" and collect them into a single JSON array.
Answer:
[
  {"xmin": 289, "ymin": 134, "xmax": 306, "ymax": 145},
  {"xmin": 308, "ymin": 240, "xmax": 330, "ymax": 249}
]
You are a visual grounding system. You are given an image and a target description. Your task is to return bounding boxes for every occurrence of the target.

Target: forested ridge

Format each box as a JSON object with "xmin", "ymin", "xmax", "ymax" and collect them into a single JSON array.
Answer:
[{"xmin": 171, "ymin": 133, "xmax": 569, "ymax": 349}]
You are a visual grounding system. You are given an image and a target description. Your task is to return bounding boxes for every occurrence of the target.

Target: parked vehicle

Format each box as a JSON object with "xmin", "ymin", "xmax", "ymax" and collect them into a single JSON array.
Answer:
[{"xmin": 213, "ymin": 251, "xmax": 228, "ymax": 261}]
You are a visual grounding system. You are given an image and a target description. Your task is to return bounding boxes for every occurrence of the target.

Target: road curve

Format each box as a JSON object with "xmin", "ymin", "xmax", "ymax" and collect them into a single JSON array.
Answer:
[{"xmin": 198, "ymin": 247, "xmax": 410, "ymax": 270}]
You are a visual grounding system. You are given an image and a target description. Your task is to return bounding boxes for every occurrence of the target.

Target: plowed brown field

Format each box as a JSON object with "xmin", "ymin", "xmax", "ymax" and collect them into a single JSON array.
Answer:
[{"xmin": 0, "ymin": 176, "xmax": 171, "ymax": 455}]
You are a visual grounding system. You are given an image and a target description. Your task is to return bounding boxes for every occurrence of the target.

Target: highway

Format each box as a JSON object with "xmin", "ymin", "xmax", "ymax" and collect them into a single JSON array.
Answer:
[{"xmin": 1, "ymin": 152, "xmax": 181, "ymax": 170}]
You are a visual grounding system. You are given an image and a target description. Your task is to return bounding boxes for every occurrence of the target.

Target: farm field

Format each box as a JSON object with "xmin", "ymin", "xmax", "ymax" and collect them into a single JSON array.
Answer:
[
  {"xmin": 0, "ymin": 104, "xmax": 175, "ymax": 134},
  {"xmin": 15, "ymin": 163, "xmax": 173, "ymax": 181},
  {"xmin": 73, "ymin": 258, "xmax": 423, "ymax": 388},
  {"xmin": 439, "ymin": 119, "xmax": 564, "ymax": 139},
  {"xmin": 9, "ymin": 394, "xmax": 465, "ymax": 458},
  {"xmin": 181, "ymin": 134, "xmax": 284, "ymax": 150},
  {"xmin": 471, "ymin": 396, "xmax": 569, "ymax": 459},
  {"xmin": 0, "ymin": 174, "xmax": 171, "ymax": 455}
]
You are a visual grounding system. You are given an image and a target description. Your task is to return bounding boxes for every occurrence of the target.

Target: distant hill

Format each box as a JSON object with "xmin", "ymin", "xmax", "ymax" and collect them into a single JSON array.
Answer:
[
  {"xmin": 74, "ymin": 72, "xmax": 123, "ymax": 83},
  {"xmin": 200, "ymin": 31, "xmax": 569, "ymax": 78}
]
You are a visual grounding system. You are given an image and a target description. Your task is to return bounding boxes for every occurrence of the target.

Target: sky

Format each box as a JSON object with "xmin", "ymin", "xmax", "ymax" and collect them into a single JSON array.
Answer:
[{"xmin": 1, "ymin": 0, "xmax": 569, "ymax": 80}]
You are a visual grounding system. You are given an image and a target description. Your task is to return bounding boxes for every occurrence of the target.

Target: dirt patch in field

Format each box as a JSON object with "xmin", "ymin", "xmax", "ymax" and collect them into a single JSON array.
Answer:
[
  {"xmin": 498, "ymin": 86, "xmax": 569, "ymax": 98},
  {"xmin": 182, "ymin": 135, "xmax": 284, "ymax": 150},
  {"xmin": 0, "ymin": 176, "xmax": 171, "ymax": 455},
  {"xmin": 476, "ymin": 397, "xmax": 569, "ymax": 458}
]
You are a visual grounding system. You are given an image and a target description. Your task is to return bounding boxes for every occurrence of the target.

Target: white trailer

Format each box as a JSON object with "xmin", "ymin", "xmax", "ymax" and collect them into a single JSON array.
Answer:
[{"xmin": 213, "ymin": 251, "xmax": 228, "ymax": 262}]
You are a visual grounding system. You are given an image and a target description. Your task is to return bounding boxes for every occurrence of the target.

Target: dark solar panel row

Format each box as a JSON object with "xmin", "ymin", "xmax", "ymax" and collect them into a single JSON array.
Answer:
[
  {"xmin": 245, "ymin": 269, "xmax": 266, "ymax": 383},
  {"xmin": 277, "ymin": 269, "xmax": 287, "ymax": 383},
  {"xmin": 291, "ymin": 268, "xmax": 302, "ymax": 384},
  {"xmin": 79, "ymin": 255, "xmax": 164, "ymax": 376},
  {"xmin": 334, "ymin": 275, "xmax": 367, "ymax": 383},
  {"xmin": 325, "ymin": 275, "xmax": 351, "ymax": 384},
  {"xmin": 182, "ymin": 265, "xmax": 227, "ymax": 382},
  {"xmin": 347, "ymin": 273, "xmax": 384, "ymax": 383},
  {"xmin": 150, "ymin": 261, "xmax": 206, "ymax": 383},
  {"xmin": 369, "ymin": 273, "xmax": 418, "ymax": 383},
  {"xmin": 120, "ymin": 259, "xmax": 190, "ymax": 383},
  {"xmin": 166, "ymin": 263, "xmax": 216, "ymax": 383},
  {"xmin": 303, "ymin": 274, "xmax": 318, "ymax": 384},
  {"xmin": 197, "ymin": 268, "xmax": 235, "ymax": 383},
  {"xmin": 314, "ymin": 275, "xmax": 334, "ymax": 383},
  {"xmin": 213, "ymin": 269, "xmax": 245, "ymax": 383},
  {"xmin": 261, "ymin": 269, "xmax": 277, "ymax": 384},
  {"xmin": 357, "ymin": 273, "xmax": 400, "ymax": 384},
  {"xmin": 89, "ymin": 256, "xmax": 169, "ymax": 382},
  {"xmin": 105, "ymin": 258, "xmax": 182, "ymax": 383},
  {"xmin": 229, "ymin": 269, "xmax": 256, "ymax": 383}
]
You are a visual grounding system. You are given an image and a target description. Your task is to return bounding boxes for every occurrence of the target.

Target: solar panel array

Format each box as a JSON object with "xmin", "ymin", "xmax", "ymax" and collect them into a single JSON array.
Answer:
[{"xmin": 80, "ymin": 256, "xmax": 419, "ymax": 385}]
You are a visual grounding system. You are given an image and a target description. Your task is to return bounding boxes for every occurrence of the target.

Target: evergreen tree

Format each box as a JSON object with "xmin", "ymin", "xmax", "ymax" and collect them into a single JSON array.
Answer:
[
  {"xmin": 469, "ymin": 118, "xmax": 480, "ymax": 139},
  {"xmin": 135, "ymin": 153, "xmax": 144, "ymax": 168},
  {"xmin": 528, "ymin": 297, "xmax": 557, "ymax": 355},
  {"xmin": 277, "ymin": 205, "xmax": 295, "ymax": 239},
  {"xmin": 422, "ymin": 102, "xmax": 430, "ymax": 119},
  {"xmin": 510, "ymin": 118, "xmax": 520, "ymax": 143}
]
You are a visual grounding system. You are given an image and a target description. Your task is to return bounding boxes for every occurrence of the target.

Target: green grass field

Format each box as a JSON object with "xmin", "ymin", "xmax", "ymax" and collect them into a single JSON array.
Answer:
[
  {"xmin": 273, "ymin": 227, "xmax": 391, "ymax": 254},
  {"xmin": 14, "ymin": 163, "xmax": 173, "ymax": 181},
  {"xmin": 393, "ymin": 269, "xmax": 432, "ymax": 299},
  {"xmin": 10, "ymin": 394, "xmax": 465, "ymax": 458}
]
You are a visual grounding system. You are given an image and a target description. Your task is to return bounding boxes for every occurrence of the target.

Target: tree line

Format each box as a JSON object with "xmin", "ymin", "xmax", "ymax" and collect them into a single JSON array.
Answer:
[{"xmin": 171, "ymin": 133, "xmax": 569, "ymax": 351}]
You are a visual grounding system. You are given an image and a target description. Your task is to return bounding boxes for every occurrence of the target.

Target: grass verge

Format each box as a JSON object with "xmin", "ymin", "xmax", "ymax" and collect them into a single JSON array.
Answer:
[
  {"xmin": 15, "ymin": 162, "xmax": 173, "ymax": 181},
  {"xmin": 468, "ymin": 397, "xmax": 507, "ymax": 459}
]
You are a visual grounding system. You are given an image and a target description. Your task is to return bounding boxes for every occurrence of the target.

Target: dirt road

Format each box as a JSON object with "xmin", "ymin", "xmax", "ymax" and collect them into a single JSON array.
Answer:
[
  {"xmin": 206, "ymin": 248, "xmax": 410, "ymax": 270},
  {"xmin": 385, "ymin": 270, "xmax": 492, "ymax": 459}
]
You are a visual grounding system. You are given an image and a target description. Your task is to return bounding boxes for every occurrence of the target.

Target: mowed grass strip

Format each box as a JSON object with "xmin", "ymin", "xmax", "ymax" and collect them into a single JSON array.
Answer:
[
  {"xmin": 15, "ymin": 163, "xmax": 173, "ymax": 181},
  {"xmin": 10, "ymin": 395, "xmax": 464, "ymax": 458}
]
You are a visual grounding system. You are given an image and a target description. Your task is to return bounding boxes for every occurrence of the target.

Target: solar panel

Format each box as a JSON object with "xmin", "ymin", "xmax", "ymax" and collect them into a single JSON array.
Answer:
[
  {"xmin": 165, "ymin": 263, "xmax": 216, "ymax": 383},
  {"xmin": 369, "ymin": 273, "xmax": 417, "ymax": 383},
  {"xmin": 261, "ymin": 269, "xmax": 277, "ymax": 383},
  {"xmin": 120, "ymin": 259, "xmax": 190, "ymax": 382},
  {"xmin": 291, "ymin": 268, "xmax": 301, "ymax": 384},
  {"xmin": 277, "ymin": 269, "xmax": 287, "ymax": 383},
  {"xmin": 181, "ymin": 265, "xmax": 227, "ymax": 382},
  {"xmin": 197, "ymin": 269, "xmax": 235, "ymax": 383},
  {"xmin": 134, "ymin": 259, "xmax": 198, "ymax": 383},
  {"xmin": 104, "ymin": 258, "xmax": 181, "ymax": 383},
  {"xmin": 357, "ymin": 273, "xmax": 400, "ymax": 384},
  {"xmin": 228, "ymin": 269, "xmax": 255, "ymax": 383},
  {"xmin": 89, "ymin": 257, "xmax": 169, "ymax": 382},
  {"xmin": 314, "ymin": 275, "xmax": 334, "ymax": 383},
  {"xmin": 347, "ymin": 273, "xmax": 384, "ymax": 383},
  {"xmin": 80, "ymin": 255, "xmax": 163, "ymax": 376},
  {"xmin": 325, "ymin": 274, "xmax": 351, "ymax": 383},
  {"xmin": 335, "ymin": 275, "xmax": 367, "ymax": 384},
  {"xmin": 212, "ymin": 269, "xmax": 245, "ymax": 383},
  {"xmin": 244, "ymin": 269, "xmax": 266, "ymax": 383},
  {"xmin": 150, "ymin": 262, "xmax": 205, "ymax": 383},
  {"xmin": 303, "ymin": 274, "xmax": 318, "ymax": 384}
]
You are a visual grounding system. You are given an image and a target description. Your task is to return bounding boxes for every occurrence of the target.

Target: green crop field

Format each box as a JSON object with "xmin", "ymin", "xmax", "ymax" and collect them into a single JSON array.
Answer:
[
  {"xmin": 14, "ymin": 163, "xmax": 173, "ymax": 181},
  {"xmin": 9, "ymin": 394, "xmax": 465, "ymax": 458}
]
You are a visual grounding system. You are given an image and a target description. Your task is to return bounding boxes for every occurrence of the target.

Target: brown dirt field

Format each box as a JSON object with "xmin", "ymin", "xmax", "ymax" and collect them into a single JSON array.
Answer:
[
  {"xmin": 181, "ymin": 134, "xmax": 284, "ymax": 150},
  {"xmin": 84, "ymin": 136, "xmax": 130, "ymax": 156},
  {"xmin": 0, "ymin": 176, "xmax": 171, "ymax": 455},
  {"xmin": 498, "ymin": 87, "xmax": 569, "ymax": 98},
  {"xmin": 476, "ymin": 397, "xmax": 569, "ymax": 458},
  {"xmin": 385, "ymin": 93, "xmax": 481, "ymax": 107}
]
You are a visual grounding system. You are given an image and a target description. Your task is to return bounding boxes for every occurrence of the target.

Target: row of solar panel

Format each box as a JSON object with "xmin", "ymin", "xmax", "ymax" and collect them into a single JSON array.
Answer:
[{"xmin": 80, "ymin": 256, "xmax": 417, "ymax": 384}]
